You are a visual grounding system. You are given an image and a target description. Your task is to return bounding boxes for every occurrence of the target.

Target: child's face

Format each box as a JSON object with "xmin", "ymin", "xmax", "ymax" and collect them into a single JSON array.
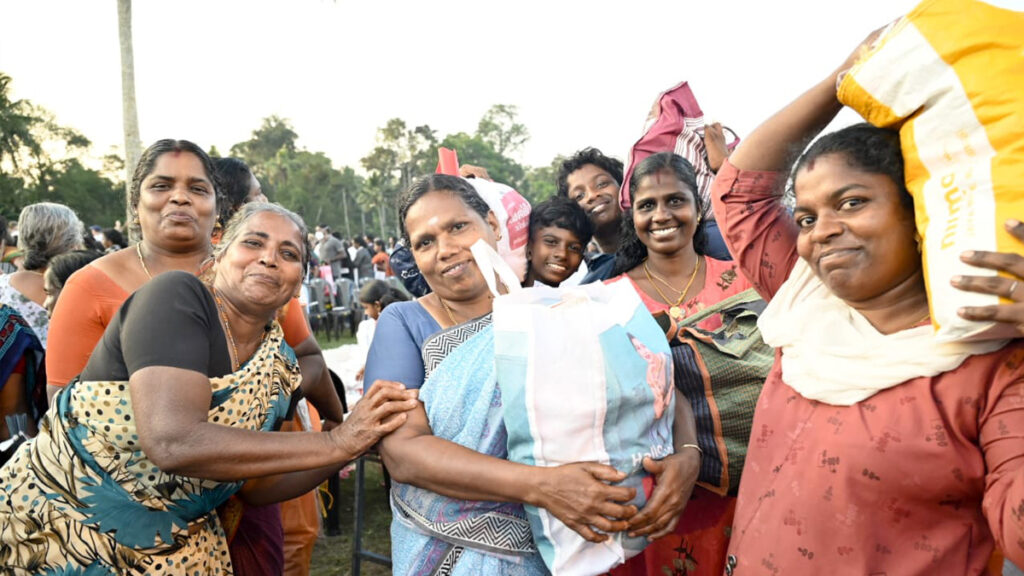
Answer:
[{"xmin": 527, "ymin": 226, "xmax": 585, "ymax": 286}]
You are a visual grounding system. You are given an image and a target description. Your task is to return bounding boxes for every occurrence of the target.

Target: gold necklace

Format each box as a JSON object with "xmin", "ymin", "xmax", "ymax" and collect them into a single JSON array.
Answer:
[
  {"xmin": 437, "ymin": 295, "xmax": 458, "ymax": 326},
  {"xmin": 136, "ymin": 243, "xmax": 153, "ymax": 279},
  {"xmin": 909, "ymin": 311, "xmax": 931, "ymax": 328},
  {"xmin": 137, "ymin": 242, "xmax": 215, "ymax": 280},
  {"xmin": 643, "ymin": 257, "xmax": 702, "ymax": 319},
  {"xmin": 644, "ymin": 263, "xmax": 680, "ymax": 293},
  {"xmin": 212, "ymin": 288, "xmax": 240, "ymax": 371}
]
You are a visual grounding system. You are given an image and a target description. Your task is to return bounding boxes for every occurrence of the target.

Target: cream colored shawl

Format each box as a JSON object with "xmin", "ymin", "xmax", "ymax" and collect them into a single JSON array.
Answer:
[{"xmin": 757, "ymin": 259, "xmax": 1007, "ymax": 405}]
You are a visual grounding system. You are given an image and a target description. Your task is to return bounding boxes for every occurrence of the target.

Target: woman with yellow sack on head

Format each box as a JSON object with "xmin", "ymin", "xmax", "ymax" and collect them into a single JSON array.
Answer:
[
  {"xmin": 713, "ymin": 21, "xmax": 1024, "ymax": 576},
  {"xmin": 712, "ymin": 20, "xmax": 1024, "ymax": 569}
]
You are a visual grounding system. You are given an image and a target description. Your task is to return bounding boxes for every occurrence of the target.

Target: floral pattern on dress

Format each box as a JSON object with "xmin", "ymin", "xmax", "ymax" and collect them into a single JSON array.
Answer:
[
  {"xmin": 0, "ymin": 323, "xmax": 300, "ymax": 575},
  {"xmin": 0, "ymin": 274, "xmax": 49, "ymax": 349}
]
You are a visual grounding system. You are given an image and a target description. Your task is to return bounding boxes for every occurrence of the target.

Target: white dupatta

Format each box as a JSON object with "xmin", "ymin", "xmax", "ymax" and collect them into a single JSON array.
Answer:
[{"xmin": 757, "ymin": 259, "xmax": 1008, "ymax": 405}]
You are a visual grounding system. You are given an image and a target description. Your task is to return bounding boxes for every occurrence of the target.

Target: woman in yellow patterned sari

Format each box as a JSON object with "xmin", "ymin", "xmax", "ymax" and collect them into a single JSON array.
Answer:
[{"xmin": 0, "ymin": 202, "xmax": 418, "ymax": 575}]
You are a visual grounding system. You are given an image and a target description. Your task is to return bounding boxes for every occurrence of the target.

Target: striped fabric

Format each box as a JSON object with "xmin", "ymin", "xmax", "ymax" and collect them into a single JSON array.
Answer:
[
  {"xmin": 620, "ymin": 81, "xmax": 727, "ymax": 221},
  {"xmin": 667, "ymin": 288, "xmax": 772, "ymax": 495}
]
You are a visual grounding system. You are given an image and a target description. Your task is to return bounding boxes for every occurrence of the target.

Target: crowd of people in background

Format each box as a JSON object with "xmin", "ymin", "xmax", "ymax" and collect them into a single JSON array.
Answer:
[{"xmin": 0, "ymin": 22, "xmax": 1021, "ymax": 576}]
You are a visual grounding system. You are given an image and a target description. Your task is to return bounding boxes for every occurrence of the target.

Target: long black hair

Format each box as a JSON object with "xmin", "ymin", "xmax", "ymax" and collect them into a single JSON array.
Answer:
[
  {"xmin": 358, "ymin": 279, "xmax": 409, "ymax": 309},
  {"xmin": 213, "ymin": 156, "xmax": 256, "ymax": 225},
  {"xmin": 47, "ymin": 249, "xmax": 103, "ymax": 289},
  {"xmin": 612, "ymin": 152, "xmax": 708, "ymax": 276}
]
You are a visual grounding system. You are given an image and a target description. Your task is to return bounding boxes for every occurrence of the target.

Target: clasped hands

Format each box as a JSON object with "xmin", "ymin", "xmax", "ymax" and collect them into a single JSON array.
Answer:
[{"xmin": 537, "ymin": 448, "xmax": 701, "ymax": 544}]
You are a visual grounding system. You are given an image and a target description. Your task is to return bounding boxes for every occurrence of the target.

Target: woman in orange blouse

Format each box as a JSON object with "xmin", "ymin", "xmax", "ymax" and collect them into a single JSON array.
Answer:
[
  {"xmin": 45, "ymin": 139, "xmax": 345, "ymax": 576},
  {"xmin": 46, "ymin": 140, "xmax": 342, "ymax": 425}
]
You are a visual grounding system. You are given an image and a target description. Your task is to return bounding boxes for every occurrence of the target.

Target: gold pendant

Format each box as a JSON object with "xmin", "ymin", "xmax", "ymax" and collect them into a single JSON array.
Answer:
[{"xmin": 669, "ymin": 306, "xmax": 683, "ymax": 319}]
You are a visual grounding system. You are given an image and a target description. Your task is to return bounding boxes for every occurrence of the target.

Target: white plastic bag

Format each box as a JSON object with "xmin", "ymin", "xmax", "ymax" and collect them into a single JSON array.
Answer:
[
  {"xmin": 468, "ymin": 178, "xmax": 532, "ymax": 282},
  {"xmin": 472, "ymin": 241, "xmax": 675, "ymax": 575}
]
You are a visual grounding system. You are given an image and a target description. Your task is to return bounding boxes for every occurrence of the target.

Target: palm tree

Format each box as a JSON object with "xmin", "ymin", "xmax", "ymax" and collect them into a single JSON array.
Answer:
[{"xmin": 117, "ymin": 0, "xmax": 142, "ymax": 236}]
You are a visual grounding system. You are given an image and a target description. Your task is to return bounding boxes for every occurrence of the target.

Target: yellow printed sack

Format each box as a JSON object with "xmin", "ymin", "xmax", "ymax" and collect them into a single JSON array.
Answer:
[{"xmin": 838, "ymin": 0, "xmax": 1024, "ymax": 342}]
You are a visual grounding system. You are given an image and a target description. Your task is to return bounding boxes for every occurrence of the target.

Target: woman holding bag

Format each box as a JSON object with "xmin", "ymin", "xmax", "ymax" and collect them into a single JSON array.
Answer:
[
  {"xmin": 607, "ymin": 152, "xmax": 772, "ymax": 576},
  {"xmin": 367, "ymin": 173, "xmax": 674, "ymax": 575},
  {"xmin": 713, "ymin": 30, "xmax": 1024, "ymax": 575}
]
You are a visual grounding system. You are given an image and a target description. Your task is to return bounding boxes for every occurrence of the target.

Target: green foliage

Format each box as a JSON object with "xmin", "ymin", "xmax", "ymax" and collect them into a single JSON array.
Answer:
[
  {"xmin": 229, "ymin": 115, "xmax": 366, "ymax": 236},
  {"xmin": 0, "ymin": 72, "xmax": 42, "ymax": 175},
  {"xmin": 36, "ymin": 159, "xmax": 125, "ymax": 226},
  {"xmin": 0, "ymin": 69, "xmax": 577, "ymax": 239},
  {"xmin": 519, "ymin": 155, "xmax": 566, "ymax": 205},
  {"xmin": 264, "ymin": 149, "xmax": 364, "ymax": 234},
  {"xmin": 360, "ymin": 118, "xmax": 438, "ymax": 237},
  {"xmin": 476, "ymin": 104, "xmax": 529, "ymax": 156},
  {"xmin": 0, "ymin": 72, "xmax": 124, "ymax": 226},
  {"xmin": 230, "ymin": 115, "xmax": 298, "ymax": 166},
  {"xmin": 440, "ymin": 131, "xmax": 526, "ymax": 190}
]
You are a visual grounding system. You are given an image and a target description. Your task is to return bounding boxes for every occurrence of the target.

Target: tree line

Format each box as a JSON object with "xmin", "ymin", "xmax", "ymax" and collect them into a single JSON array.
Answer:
[{"xmin": 0, "ymin": 71, "xmax": 563, "ymax": 238}]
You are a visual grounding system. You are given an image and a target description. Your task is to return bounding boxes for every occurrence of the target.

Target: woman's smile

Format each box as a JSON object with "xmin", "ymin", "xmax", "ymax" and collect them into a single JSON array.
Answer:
[
  {"xmin": 649, "ymin": 226, "xmax": 680, "ymax": 238},
  {"xmin": 246, "ymin": 271, "xmax": 280, "ymax": 287},
  {"xmin": 163, "ymin": 210, "xmax": 196, "ymax": 223},
  {"xmin": 589, "ymin": 199, "xmax": 611, "ymax": 216},
  {"xmin": 441, "ymin": 260, "xmax": 472, "ymax": 278}
]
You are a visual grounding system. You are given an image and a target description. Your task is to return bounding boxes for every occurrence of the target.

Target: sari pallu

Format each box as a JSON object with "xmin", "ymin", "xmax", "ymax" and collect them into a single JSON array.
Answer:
[
  {"xmin": 390, "ymin": 314, "xmax": 549, "ymax": 576},
  {"xmin": 0, "ymin": 305, "xmax": 46, "ymax": 443},
  {"xmin": 0, "ymin": 324, "xmax": 300, "ymax": 575}
]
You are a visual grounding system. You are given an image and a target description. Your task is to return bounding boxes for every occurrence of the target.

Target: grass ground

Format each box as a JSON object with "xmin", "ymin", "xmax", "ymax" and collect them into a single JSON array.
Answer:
[
  {"xmin": 315, "ymin": 331, "xmax": 357, "ymax": 351},
  {"xmin": 309, "ymin": 333, "xmax": 393, "ymax": 576},
  {"xmin": 309, "ymin": 461, "xmax": 393, "ymax": 576}
]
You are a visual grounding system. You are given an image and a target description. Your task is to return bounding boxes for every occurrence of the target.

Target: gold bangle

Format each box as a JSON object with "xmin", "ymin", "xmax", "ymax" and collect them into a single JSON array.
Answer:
[{"xmin": 680, "ymin": 443, "xmax": 703, "ymax": 455}]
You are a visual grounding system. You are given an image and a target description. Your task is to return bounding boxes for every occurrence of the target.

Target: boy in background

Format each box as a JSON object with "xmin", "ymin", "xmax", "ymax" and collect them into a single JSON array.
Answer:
[{"xmin": 523, "ymin": 196, "xmax": 593, "ymax": 287}]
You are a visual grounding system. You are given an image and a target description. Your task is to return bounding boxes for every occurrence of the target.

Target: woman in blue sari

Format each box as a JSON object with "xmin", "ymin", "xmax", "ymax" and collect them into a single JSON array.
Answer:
[{"xmin": 366, "ymin": 174, "xmax": 696, "ymax": 575}]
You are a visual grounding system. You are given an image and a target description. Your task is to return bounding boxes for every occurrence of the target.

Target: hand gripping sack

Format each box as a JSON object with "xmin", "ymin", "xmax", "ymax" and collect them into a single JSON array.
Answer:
[
  {"xmin": 474, "ymin": 242, "xmax": 675, "ymax": 575},
  {"xmin": 837, "ymin": 0, "xmax": 1024, "ymax": 341}
]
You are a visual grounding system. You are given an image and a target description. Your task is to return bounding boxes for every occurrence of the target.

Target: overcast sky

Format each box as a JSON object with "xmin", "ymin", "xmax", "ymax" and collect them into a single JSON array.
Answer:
[{"xmin": 0, "ymin": 0, "xmax": 918, "ymax": 173}]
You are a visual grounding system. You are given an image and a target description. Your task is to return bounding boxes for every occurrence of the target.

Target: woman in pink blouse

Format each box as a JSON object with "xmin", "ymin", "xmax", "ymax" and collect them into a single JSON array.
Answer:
[
  {"xmin": 606, "ymin": 152, "xmax": 768, "ymax": 576},
  {"xmin": 712, "ymin": 32, "xmax": 1024, "ymax": 575}
]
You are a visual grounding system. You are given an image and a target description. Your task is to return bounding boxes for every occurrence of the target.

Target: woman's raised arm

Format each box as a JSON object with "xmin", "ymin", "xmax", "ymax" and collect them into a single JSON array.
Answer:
[{"xmin": 728, "ymin": 28, "xmax": 885, "ymax": 173}]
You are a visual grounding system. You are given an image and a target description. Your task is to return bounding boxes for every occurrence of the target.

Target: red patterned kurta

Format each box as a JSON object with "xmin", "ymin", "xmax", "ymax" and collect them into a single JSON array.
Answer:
[
  {"xmin": 712, "ymin": 160, "xmax": 1024, "ymax": 576},
  {"xmin": 607, "ymin": 258, "xmax": 754, "ymax": 576}
]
